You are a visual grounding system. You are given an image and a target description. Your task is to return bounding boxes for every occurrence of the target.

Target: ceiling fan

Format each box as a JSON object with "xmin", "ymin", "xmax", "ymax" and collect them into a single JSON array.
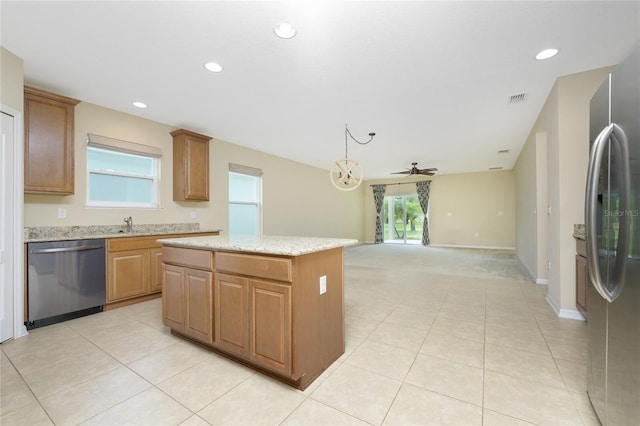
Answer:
[{"xmin": 391, "ymin": 162, "xmax": 438, "ymax": 176}]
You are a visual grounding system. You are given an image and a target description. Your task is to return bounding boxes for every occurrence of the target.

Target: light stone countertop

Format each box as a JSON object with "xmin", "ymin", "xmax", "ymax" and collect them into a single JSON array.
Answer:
[
  {"xmin": 157, "ymin": 235, "xmax": 359, "ymax": 256},
  {"xmin": 24, "ymin": 223, "xmax": 221, "ymax": 242}
]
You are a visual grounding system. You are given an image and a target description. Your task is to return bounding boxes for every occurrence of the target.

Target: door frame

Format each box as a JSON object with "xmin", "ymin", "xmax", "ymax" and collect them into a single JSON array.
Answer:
[{"xmin": 1, "ymin": 104, "xmax": 27, "ymax": 340}]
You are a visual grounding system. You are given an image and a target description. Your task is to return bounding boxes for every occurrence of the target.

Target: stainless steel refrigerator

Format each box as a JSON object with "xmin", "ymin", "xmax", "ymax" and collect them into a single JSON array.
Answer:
[{"xmin": 586, "ymin": 45, "xmax": 639, "ymax": 426}]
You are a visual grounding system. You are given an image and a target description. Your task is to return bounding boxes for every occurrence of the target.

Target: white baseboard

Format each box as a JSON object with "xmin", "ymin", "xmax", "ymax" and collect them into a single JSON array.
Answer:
[
  {"xmin": 361, "ymin": 242, "xmax": 516, "ymax": 250},
  {"xmin": 429, "ymin": 244, "xmax": 516, "ymax": 250},
  {"xmin": 558, "ymin": 309, "xmax": 586, "ymax": 321},
  {"xmin": 545, "ymin": 294, "xmax": 586, "ymax": 321}
]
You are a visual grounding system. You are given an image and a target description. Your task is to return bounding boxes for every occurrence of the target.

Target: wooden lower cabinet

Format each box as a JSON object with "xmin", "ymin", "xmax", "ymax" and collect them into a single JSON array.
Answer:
[
  {"xmin": 162, "ymin": 245, "xmax": 344, "ymax": 390},
  {"xmin": 215, "ymin": 273, "xmax": 249, "ymax": 357},
  {"xmin": 107, "ymin": 232, "xmax": 218, "ymax": 306},
  {"xmin": 162, "ymin": 264, "xmax": 185, "ymax": 332},
  {"xmin": 162, "ymin": 263, "xmax": 213, "ymax": 344},
  {"xmin": 107, "ymin": 249, "xmax": 149, "ymax": 301},
  {"xmin": 150, "ymin": 247, "xmax": 164, "ymax": 292},
  {"xmin": 576, "ymin": 238, "xmax": 588, "ymax": 318},
  {"xmin": 249, "ymin": 279, "xmax": 291, "ymax": 376},
  {"xmin": 214, "ymin": 273, "xmax": 291, "ymax": 374},
  {"xmin": 184, "ymin": 268, "xmax": 213, "ymax": 343}
]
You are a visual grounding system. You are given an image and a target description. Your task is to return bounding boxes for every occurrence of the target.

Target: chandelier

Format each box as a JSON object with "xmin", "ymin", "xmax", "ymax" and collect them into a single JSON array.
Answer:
[{"xmin": 330, "ymin": 124, "xmax": 376, "ymax": 191}]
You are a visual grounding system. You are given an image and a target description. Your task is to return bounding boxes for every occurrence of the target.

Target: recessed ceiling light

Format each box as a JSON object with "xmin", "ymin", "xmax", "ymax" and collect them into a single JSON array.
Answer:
[
  {"xmin": 204, "ymin": 62, "xmax": 223, "ymax": 73},
  {"xmin": 536, "ymin": 48, "xmax": 559, "ymax": 60},
  {"xmin": 274, "ymin": 22, "xmax": 296, "ymax": 39},
  {"xmin": 132, "ymin": 101, "xmax": 147, "ymax": 108}
]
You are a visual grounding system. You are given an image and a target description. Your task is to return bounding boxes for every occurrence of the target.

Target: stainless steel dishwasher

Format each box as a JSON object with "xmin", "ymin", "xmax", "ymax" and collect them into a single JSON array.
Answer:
[{"xmin": 26, "ymin": 239, "xmax": 106, "ymax": 329}]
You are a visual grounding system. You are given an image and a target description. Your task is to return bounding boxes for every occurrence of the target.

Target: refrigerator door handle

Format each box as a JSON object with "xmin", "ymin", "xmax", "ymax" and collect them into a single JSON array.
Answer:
[{"xmin": 586, "ymin": 122, "xmax": 631, "ymax": 303}]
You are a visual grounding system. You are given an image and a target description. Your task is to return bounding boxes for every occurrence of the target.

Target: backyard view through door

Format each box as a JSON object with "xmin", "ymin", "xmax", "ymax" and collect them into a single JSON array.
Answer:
[{"xmin": 383, "ymin": 195, "xmax": 423, "ymax": 244}]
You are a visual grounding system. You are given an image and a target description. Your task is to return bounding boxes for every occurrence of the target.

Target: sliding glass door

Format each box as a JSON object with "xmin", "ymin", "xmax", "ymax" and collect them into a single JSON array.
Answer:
[{"xmin": 383, "ymin": 195, "xmax": 423, "ymax": 244}]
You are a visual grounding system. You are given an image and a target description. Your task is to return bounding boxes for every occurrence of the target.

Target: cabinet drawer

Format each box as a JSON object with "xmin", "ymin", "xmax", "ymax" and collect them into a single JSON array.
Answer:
[
  {"xmin": 216, "ymin": 252, "xmax": 292, "ymax": 283},
  {"xmin": 163, "ymin": 246, "xmax": 213, "ymax": 271}
]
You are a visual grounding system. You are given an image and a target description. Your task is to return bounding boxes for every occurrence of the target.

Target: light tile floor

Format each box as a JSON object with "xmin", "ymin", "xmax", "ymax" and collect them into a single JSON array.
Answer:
[{"xmin": 1, "ymin": 244, "xmax": 600, "ymax": 425}]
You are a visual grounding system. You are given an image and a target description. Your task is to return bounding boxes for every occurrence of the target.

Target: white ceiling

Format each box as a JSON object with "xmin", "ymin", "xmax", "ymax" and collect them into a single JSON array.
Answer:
[{"xmin": 2, "ymin": 1, "xmax": 639, "ymax": 179}]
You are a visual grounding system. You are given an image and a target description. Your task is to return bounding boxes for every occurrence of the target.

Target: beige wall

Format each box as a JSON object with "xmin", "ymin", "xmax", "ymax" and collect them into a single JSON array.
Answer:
[
  {"xmin": 514, "ymin": 130, "xmax": 538, "ymax": 278},
  {"xmin": 514, "ymin": 66, "xmax": 611, "ymax": 316},
  {"xmin": 1, "ymin": 46, "xmax": 23, "ymax": 111},
  {"xmin": 364, "ymin": 171, "xmax": 516, "ymax": 248},
  {"xmin": 514, "ymin": 124, "xmax": 549, "ymax": 283},
  {"xmin": 24, "ymin": 101, "xmax": 365, "ymax": 241}
]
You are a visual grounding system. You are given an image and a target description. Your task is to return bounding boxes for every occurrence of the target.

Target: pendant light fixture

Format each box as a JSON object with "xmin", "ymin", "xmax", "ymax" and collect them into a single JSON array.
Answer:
[{"xmin": 330, "ymin": 124, "xmax": 375, "ymax": 191}]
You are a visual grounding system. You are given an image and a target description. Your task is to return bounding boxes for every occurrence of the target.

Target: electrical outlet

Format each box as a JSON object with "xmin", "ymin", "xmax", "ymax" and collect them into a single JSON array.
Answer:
[
  {"xmin": 319, "ymin": 275, "xmax": 327, "ymax": 295},
  {"xmin": 57, "ymin": 208, "xmax": 66, "ymax": 219},
  {"xmin": 190, "ymin": 211, "xmax": 197, "ymax": 219}
]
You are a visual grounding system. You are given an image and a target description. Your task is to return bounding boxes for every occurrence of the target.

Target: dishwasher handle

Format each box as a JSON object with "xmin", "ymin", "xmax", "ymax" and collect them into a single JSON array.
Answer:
[{"xmin": 30, "ymin": 244, "xmax": 105, "ymax": 254}]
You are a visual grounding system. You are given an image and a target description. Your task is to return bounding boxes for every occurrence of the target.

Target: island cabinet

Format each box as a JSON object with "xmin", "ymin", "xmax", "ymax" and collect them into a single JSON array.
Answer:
[
  {"xmin": 160, "ymin": 238, "xmax": 349, "ymax": 390},
  {"xmin": 215, "ymin": 251, "xmax": 294, "ymax": 376},
  {"xmin": 24, "ymin": 86, "xmax": 80, "ymax": 194},
  {"xmin": 162, "ymin": 248, "xmax": 214, "ymax": 345},
  {"xmin": 214, "ymin": 273, "xmax": 250, "ymax": 358}
]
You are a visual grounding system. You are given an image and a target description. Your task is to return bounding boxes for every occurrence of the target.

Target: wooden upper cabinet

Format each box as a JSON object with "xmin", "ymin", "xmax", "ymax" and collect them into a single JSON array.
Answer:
[
  {"xmin": 171, "ymin": 129, "xmax": 211, "ymax": 201},
  {"xmin": 24, "ymin": 86, "xmax": 80, "ymax": 194}
]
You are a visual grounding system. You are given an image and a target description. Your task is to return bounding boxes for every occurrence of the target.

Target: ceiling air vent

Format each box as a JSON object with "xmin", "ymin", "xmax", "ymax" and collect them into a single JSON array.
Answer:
[
  {"xmin": 508, "ymin": 93, "xmax": 528, "ymax": 104},
  {"xmin": 489, "ymin": 167, "xmax": 503, "ymax": 170}
]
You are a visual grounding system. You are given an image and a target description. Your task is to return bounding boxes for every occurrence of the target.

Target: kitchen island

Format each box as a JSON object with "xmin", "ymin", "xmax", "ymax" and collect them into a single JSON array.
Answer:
[{"xmin": 157, "ymin": 235, "xmax": 357, "ymax": 390}]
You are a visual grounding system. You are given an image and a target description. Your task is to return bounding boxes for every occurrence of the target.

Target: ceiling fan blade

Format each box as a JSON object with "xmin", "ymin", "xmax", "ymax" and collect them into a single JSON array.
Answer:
[
  {"xmin": 391, "ymin": 170, "xmax": 411, "ymax": 174},
  {"xmin": 417, "ymin": 170, "xmax": 435, "ymax": 175}
]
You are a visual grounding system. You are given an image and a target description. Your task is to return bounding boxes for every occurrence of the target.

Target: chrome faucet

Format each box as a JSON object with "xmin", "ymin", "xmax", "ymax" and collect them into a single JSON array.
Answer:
[{"xmin": 124, "ymin": 216, "xmax": 133, "ymax": 233}]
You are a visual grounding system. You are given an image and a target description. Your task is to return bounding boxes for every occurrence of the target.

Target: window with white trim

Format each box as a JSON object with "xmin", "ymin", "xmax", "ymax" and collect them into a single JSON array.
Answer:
[
  {"xmin": 229, "ymin": 163, "xmax": 262, "ymax": 237},
  {"xmin": 86, "ymin": 134, "xmax": 161, "ymax": 208}
]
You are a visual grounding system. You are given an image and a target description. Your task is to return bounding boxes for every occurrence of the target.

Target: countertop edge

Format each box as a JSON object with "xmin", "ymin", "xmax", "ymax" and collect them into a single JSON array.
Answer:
[{"xmin": 158, "ymin": 235, "xmax": 359, "ymax": 256}]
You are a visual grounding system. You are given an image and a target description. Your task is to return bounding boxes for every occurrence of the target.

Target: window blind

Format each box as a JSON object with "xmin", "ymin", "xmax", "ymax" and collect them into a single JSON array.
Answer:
[
  {"xmin": 86, "ymin": 133, "xmax": 162, "ymax": 158},
  {"xmin": 229, "ymin": 163, "xmax": 263, "ymax": 177}
]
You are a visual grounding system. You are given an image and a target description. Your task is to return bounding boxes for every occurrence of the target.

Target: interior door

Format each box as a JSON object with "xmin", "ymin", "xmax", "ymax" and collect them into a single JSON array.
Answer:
[{"xmin": 1, "ymin": 112, "xmax": 15, "ymax": 342}]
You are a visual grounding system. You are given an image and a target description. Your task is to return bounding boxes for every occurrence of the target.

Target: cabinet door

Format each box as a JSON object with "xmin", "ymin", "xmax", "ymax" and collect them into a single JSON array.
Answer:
[
  {"xmin": 184, "ymin": 268, "xmax": 214, "ymax": 344},
  {"xmin": 24, "ymin": 87, "xmax": 79, "ymax": 194},
  {"xmin": 576, "ymin": 255, "xmax": 588, "ymax": 317},
  {"xmin": 249, "ymin": 279, "xmax": 291, "ymax": 375},
  {"xmin": 183, "ymin": 136, "xmax": 209, "ymax": 200},
  {"xmin": 215, "ymin": 273, "xmax": 249, "ymax": 357},
  {"xmin": 163, "ymin": 264, "xmax": 185, "ymax": 331},
  {"xmin": 107, "ymin": 249, "xmax": 149, "ymax": 302},
  {"xmin": 171, "ymin": 129, "xmax": 211, "ymax": 201},
  {"xmin": 150, "ymin": 247, "xmax": 164, "ymax": 293}
]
